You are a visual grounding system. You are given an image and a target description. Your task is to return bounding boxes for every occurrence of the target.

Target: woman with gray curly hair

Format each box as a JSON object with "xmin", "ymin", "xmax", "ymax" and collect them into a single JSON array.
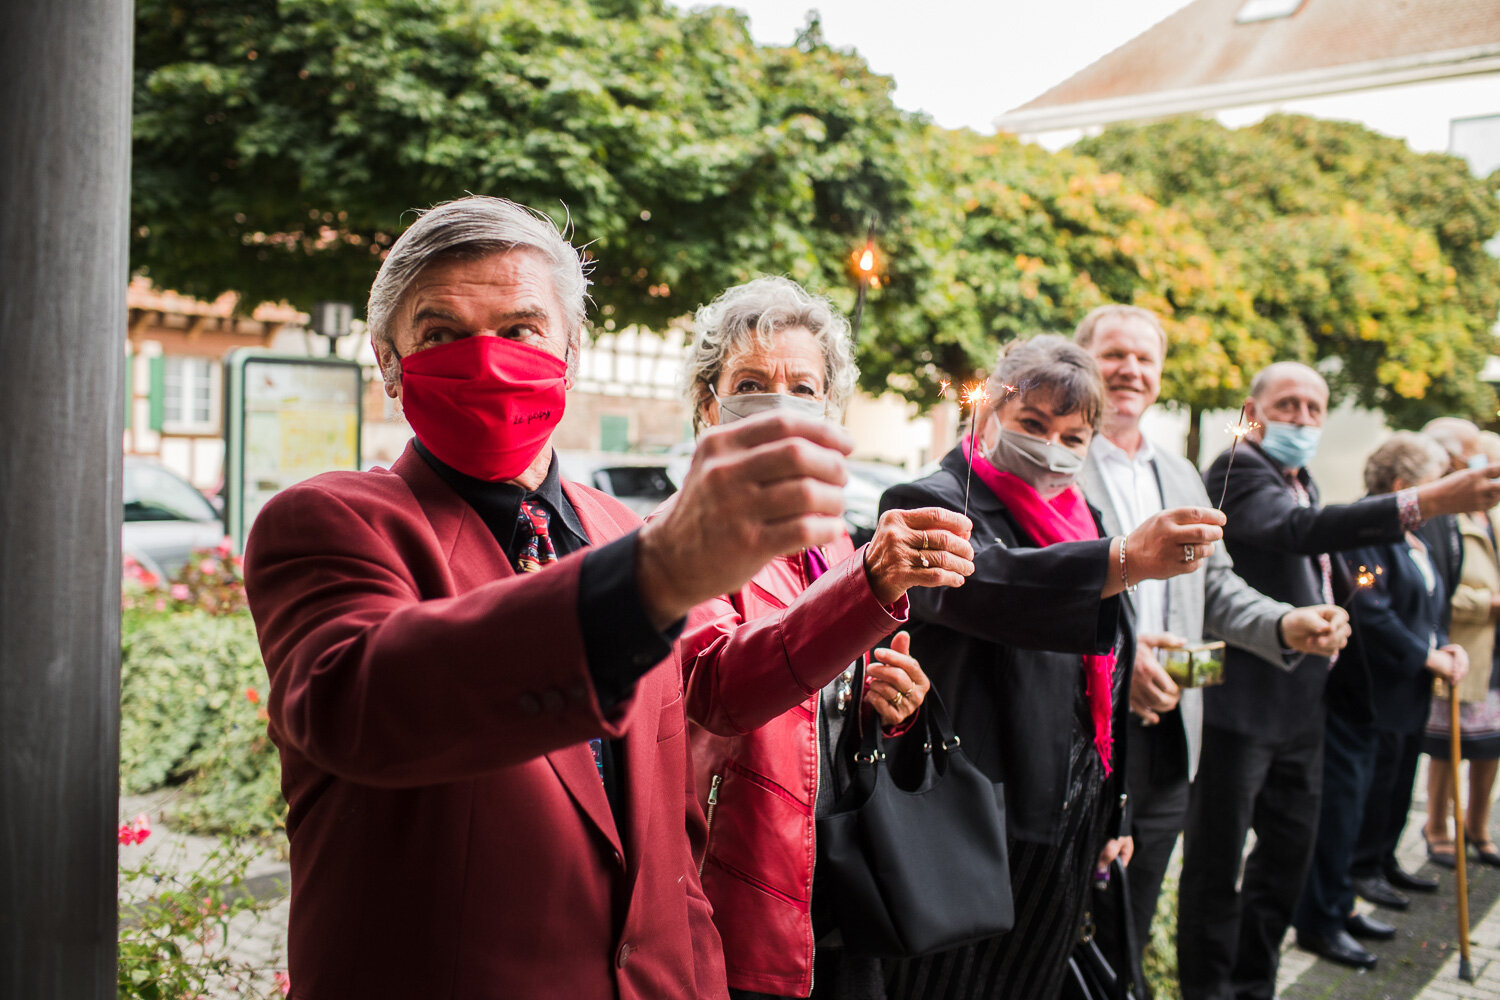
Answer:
[{"xmin": 666, "ymin": 276, "xmax": 976, "ymax": 1000}]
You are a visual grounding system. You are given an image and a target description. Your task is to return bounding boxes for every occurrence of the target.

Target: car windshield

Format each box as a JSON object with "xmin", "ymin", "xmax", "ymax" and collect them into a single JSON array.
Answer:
[{"xmin": 123, "ymin": 462, "xmax": 218, "ymax": 523}]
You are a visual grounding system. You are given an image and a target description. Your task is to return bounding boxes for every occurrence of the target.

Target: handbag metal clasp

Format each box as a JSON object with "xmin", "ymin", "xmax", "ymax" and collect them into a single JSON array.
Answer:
[
  {"xmin": 943, "ymin": 735, "xmax": 962, "ymax": 751},
  {"xmin": 853, "ymin": 749, "xmax": 887, "ymax": 764}
]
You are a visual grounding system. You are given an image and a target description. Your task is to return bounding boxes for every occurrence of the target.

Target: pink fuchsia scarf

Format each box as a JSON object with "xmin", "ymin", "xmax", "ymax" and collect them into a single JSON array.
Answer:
[{"xmin": 963, "ymin": 437, "xmax": 1118, "ymax": 775}]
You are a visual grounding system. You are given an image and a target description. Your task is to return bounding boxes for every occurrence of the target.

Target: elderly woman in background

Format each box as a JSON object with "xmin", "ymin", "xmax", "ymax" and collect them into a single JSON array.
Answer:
[
  {"xmin": 878, "ymin": 335, "xmax": 1225, "ymax": 1000},
  {"xmin": 1424, "ymin": 420, "xmax": 1500, "ymax": 868},
  {"xmin": 1292, "ymin": 433, "xmax": 1467, "ymax": 971},
  {"xmin": 669, "ymin": 276, "xmax": 977, "ymax": 1000}
]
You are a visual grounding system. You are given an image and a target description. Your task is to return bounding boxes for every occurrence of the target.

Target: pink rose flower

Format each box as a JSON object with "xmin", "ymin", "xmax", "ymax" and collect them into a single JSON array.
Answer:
[{"xmin": 170, "ymin": 584, "xmax": 191, "ymax": 601}]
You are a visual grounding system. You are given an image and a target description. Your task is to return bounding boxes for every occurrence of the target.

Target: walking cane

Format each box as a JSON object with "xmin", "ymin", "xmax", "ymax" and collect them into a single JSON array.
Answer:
[{"xmin": 1447, "ymin": 677, "xmax": 1475, "ymax": 982}]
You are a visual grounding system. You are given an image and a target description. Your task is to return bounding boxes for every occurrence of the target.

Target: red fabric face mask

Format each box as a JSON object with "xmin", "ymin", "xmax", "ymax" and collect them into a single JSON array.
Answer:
[{"xmin": 399, "ymin": 336, "xmax": 568, "ymax": 482}]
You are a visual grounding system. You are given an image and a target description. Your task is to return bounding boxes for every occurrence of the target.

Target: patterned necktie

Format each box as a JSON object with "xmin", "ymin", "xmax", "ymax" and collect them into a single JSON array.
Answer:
[
  {"xmin": 514, "ymin": 499, "xmax": 603, "ymax": 782},
  {"xmin": 515, "ymin": 500, "xmax": 558, "ymax": 573}
]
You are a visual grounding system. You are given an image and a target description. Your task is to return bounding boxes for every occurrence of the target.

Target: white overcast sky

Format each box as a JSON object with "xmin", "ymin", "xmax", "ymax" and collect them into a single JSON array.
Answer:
[{"xmin": 674, "ymin": 0, "xmax": 1194, "ymax": 132}]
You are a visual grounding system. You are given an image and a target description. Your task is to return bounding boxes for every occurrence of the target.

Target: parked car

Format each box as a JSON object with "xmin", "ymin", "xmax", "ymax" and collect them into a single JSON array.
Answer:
[
  {"xmin": 122, "ymin": 457, "xmax": 224, "ymax": 580},
  {"xmin": 555, "ymin": 451, "xmax": 679, "ymax": 517},
  {"xmin": 842, "ymin": 459, "xmax": 913, "ymax": 546}
]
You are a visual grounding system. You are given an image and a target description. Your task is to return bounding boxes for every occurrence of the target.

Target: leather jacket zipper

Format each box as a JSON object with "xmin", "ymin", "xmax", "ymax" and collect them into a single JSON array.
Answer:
[{"xmin": 699, "ymin": 773, "xmax": 723, "ymax": 877}]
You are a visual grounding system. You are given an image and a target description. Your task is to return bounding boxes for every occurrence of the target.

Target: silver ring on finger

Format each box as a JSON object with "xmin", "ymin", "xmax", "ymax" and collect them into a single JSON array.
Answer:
[{"xmin": 1183, "ymin": 543, "xmax": 1196, "ymax": 564}]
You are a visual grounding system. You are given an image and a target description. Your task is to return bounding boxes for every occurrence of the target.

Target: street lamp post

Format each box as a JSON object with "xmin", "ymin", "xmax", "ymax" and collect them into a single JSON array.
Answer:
[
  {"xmin": 310, "ymin": 301, "xmax": 354, "ymax": 357},
  {"xmin": 849, "ymin": 214, "xmax": 881, "ymax": 345}
]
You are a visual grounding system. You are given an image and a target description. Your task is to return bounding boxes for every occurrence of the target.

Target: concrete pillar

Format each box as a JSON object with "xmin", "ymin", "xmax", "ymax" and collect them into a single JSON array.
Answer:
[{"xmin": 0, "ymin": 0, "xmax": 133, "ymax": 995}]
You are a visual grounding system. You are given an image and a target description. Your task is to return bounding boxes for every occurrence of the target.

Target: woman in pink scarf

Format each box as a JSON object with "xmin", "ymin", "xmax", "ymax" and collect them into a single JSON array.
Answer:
[{"xmin": 880, "ymin": 335, "xmax": 1223, "ymax": 1000}]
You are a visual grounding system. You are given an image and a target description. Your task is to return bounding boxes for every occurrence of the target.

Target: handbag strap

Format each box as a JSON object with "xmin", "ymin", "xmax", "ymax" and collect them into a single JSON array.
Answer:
[{"xmin": 844, "ymin": 657, "xmax": 963, "ymax": 768}]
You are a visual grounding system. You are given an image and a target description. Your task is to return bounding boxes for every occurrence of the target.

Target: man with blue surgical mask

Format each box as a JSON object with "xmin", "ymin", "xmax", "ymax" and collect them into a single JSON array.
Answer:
[{"xmin": 1178, "ymin": 362, "xmax": 1500, "ymax": 999}]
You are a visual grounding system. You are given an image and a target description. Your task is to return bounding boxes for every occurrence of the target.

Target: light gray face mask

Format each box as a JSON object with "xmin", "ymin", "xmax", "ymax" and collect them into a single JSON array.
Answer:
[
  {"xmin": 985, "ymin": 422, "xmax": 1086, "ymax": 496},
  {"xmin": 710, "ymin": 385, "xmax": 827, "ymax": 425}
]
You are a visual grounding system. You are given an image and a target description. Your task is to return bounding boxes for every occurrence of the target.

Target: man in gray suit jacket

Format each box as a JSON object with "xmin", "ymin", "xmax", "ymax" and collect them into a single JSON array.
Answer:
[{"xmin": 1076, "ymin": 306, "xmax": 1351, "ymax": 980}]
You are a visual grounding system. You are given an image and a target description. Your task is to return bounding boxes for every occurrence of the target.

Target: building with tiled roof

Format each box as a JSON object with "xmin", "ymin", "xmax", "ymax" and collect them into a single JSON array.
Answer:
[{"xmin": 997, "ymin": 0, "xmax": 1500, "ymax": 171}]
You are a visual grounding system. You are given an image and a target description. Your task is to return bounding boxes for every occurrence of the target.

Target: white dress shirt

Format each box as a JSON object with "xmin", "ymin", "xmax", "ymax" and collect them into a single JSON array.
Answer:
[{"xmin": 1092, "ymin": 432, "xmax": 1168, "ymax": 639}]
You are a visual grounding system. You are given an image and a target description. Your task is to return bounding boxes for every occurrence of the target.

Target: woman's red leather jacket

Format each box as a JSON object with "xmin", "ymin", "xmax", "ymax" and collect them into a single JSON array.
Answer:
[{"xmin": 681, "ymin": 532, "xmax": 908, "ymax": 997}]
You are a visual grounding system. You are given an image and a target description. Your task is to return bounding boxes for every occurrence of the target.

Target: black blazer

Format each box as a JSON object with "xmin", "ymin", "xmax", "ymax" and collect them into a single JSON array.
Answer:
[
  {"xmin": 1202, "ymin": 441, "xmax": 1407, "ymax": 741},
  {"xmin": 879, "ymin": 448, "xmax": 1129, "ymax": 845},
  {"xmin": 1326, "ymin": 535, "xmax": 1447, "ymax": 734},
  {"xmin": 1420, "ymin": 514, "xmax": 1464, "ymax": 633}
]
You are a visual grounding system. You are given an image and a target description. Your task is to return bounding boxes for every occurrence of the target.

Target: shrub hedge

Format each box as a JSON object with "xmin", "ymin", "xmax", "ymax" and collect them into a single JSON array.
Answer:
[{"xmin": 120, "ymin": 609, "xmax": 284, "ymax": 835}]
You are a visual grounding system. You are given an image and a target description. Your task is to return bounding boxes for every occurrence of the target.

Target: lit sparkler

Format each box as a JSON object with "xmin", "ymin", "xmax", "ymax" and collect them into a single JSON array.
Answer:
[
  {"xmin": 1340, "ymin": 562, "xmax": 1381, "ymax": 600},
  {"xmin": 1215, "ymin": 404, "xmax": 1262, "ymax": 509},
  {"xmin": 961, "ymin": 381, "xmax": 991, "ymax": 520}
]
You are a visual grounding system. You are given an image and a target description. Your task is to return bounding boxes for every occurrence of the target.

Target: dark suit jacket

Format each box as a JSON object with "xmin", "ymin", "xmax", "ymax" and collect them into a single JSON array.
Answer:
[
  {"xmin": 244, "ymin": 445, "xmax": 726, "ymax": 1000},
  {"xmin": 880, "ymin": 448, "xmax": 1129, "ymax": 844},
  {"xmin": 1203, "ymin": 441, "xmax": 1407, "ymax": 740},
  {"xmin": 1420, "ymin": 514, "xmax": 1464, "ymax": 633},
  {"xmin": 1326, "ymin": 535, "xmax": 1447, "ymax": 734}
]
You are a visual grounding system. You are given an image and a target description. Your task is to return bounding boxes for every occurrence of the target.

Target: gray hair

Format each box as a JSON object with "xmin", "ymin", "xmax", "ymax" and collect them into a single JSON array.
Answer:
[
  {"xmin": 1073, "ymin": 304, "xmax": 1167, "ymax": 358},
  {"xmin": 368, "ymin": 196, "xmax": 591, "ymax": 388},
  {"xmin": 1364, "ymin": 431, "xmax": 1448, "ymax": 495},
  {"xmin": 1422, "ymin": 416, "xmax": 1480, "ymax": 462},
  {"xmin": 682, "ymin": 276, "xmax": 857, "ymax": 434},
  {"xmin": 985, "ymin": 334, "xmax": 1105, "ymax": 430},
  {"xmin": 1249, "ymin": 361, "xmax": 1326, "ymax": 400}
]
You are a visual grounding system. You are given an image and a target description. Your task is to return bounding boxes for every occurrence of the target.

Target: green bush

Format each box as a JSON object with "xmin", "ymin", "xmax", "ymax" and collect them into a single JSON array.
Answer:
[
  {"xmin": 1143, "ymin": 869, "xmax": 1182, "ymax": 1000},
  {"xmin": 121, "ymin": 609, "xmax": 285, "ymax": 835},
  {"xmin": 118, "ymin": 834, "xmax": 286, "ymax": 999}
]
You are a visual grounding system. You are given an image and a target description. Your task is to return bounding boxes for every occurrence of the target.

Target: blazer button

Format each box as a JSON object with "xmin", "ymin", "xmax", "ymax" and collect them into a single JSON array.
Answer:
[
  {"xmin": 518, "ymin": 693, "xmax": 542, "ymax": 716},
  {"xmin": 616, "ymin": 942, "xmax": 633, "ymax": 967},
  {"xmin": 541, "ymin": 688, "xmax": 566, "ymax": 714}
]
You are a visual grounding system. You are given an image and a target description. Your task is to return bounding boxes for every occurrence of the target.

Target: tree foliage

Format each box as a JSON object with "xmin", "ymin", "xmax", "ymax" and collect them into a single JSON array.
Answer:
[
  {"xmin": 132, "ymin": 0, "xmax": 923, "ymax": 333},
  {"xmin": 132, "ymin": 5, "xmax": 1500, "ymax": 420},
  {"xmin": 1075, "ymin": 115, "xmax": 1500, "ymax": 426}
]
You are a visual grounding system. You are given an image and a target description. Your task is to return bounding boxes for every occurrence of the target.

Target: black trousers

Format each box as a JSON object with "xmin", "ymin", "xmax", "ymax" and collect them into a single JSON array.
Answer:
[
  {"xmin": 1177, "ymin": 722, "xmax": 1323, "ymax": 1000},
  {"xmin": 1293, "ymin": 710, "xmax": 1377, "ymax": 937},
  {"xmin": 1351, "ymin": 727, "xmax": 1423, "ymax": 879},
  {"xmin": 1094, "ymin": 715, "xmax": 1189, "ymax": 988}
]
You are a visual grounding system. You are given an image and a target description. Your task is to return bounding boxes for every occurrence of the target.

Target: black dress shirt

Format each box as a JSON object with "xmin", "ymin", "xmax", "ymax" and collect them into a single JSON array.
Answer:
[{"xmin": 414, "ymin": 440, "xmax": 683, "ymax": 806}]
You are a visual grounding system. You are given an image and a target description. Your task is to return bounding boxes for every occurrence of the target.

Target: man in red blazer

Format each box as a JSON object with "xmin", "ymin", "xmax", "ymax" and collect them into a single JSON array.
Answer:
[{"xmin": 244, "ymin": 196, "xmax": 854, "ymax": 1000}]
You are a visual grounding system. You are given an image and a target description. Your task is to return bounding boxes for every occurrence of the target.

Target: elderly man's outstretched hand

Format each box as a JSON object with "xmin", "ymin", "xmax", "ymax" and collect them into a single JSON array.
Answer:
[{"xmin": 636, "ymin": 413, "xmax": 854, "ymax": 628}]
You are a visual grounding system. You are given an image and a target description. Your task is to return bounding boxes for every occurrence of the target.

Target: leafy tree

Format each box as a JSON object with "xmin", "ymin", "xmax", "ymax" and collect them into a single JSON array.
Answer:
[
  {"xmin": 131, "ymin": 0, "xmax": 924, "ymax": 336},
  {"xmin": 1075, "ymin": 115, "xmax": 1500, "ymax": 426},
  {"xmin": 866, "ymin": 128, "xmax": 1270, "ymax": 413}
]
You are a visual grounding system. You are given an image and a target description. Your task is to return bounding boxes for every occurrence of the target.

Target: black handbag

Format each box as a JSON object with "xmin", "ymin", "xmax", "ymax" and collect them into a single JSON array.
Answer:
[
  {"xmin": 1061, "ymin": 860, "xmax": 1145, "ymax": 1000},
  {"xmin": 815, "ymin": 664, "xmax": 1013, "ymax": 958}
]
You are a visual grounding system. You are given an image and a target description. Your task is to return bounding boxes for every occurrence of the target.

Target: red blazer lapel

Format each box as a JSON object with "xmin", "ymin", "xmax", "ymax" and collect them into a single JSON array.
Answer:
[{"xmin": 392, "ymin": 446, "xmax": 625, "ymax": 851}]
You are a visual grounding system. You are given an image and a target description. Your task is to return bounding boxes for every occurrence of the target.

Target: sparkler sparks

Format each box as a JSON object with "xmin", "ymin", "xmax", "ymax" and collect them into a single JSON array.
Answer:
[
  {"xmin": 960, "ymin": 381, "xmax": 992, "ymax": 520},
  {"xmin": 1342, "ymin": 564, "xmax": 1384, "ymax": 608},
  {"xmin": 1216, "ymin": 404, "xmax": 1261, "ymax": 509}
]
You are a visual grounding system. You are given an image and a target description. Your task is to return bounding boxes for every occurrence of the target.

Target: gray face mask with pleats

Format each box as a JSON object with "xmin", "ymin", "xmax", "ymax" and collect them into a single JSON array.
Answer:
[
  {"xmin": 710, "ymin": 384, "xmax": 828, "ymax": 425},
  {"xmin": 985, "ymin": 422, "xmax": 1085, "ymax": 497}
]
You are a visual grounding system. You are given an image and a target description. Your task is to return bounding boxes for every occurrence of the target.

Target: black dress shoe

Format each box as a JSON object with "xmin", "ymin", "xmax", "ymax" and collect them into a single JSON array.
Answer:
[
  {"xmin": 1298, "ymin": 928, "xmax": 1377, "ymax": 969},
  {"xmin": 1346, "ymin": 911, "xmax": 1397, "ymax": 941},
  {"xmin": 1352, "ymin": 875, "xmax": 1409, "ymax": 910},
  {"xmin": 1384, "ymin": 864, "xmax": 1439, "ymax": 892}
]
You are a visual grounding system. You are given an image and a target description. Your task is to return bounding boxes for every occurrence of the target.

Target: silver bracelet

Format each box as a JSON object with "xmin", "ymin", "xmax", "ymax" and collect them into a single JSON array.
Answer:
[{"xmin": 1119, "ymin": 532, "xmax": 1136, "ymax": 594}]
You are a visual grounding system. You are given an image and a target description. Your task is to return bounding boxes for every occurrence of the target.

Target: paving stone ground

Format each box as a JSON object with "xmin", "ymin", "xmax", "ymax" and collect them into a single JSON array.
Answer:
[
  {"xmin": 1278, "ymin": 775, "xmax": 1500, "ymax": 1000},
  {"xmin": 121, "ymin": 772, "xmax": 1500, "ymax": 999}
]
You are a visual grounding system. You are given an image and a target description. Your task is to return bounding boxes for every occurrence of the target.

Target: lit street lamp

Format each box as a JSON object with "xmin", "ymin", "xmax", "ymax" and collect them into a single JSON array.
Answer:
[{"xmin": 849, "ymin": 214, "xmax": 881, "ymax": 344}]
